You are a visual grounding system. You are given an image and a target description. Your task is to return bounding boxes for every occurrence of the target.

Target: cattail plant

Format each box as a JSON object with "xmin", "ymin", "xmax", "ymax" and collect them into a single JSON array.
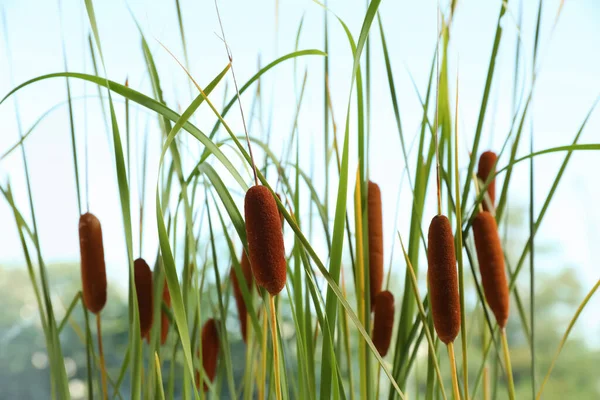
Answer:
[
  {"xmin": 245, "ymin": 186, "xmax": 286, "ymax": 296},
  {"xmin": 196, "ymin": 318, "xmax": 219, "ymax": 392},
  {"xmin": 427, "ymin": 215, "xmax": 461, "ymax": 343},
  {"xmin": 427, "ymin": 214, "xmax": 461, "ymax": 400},
  {"xmin": 78, "ymin": 212, "xmax": 108, "ymax": 399},
  {"xmin": 368, "ymin": 181, "xmax": 383, "ymax": 309},
  {"xmin": 477, "ymin": 151, "xmax": 497, "ymax": 212},
  {"xmin": 473, "ymin": 212, "xmax": 509, "ymax": 327},
  {"xmin": 372, "ymin": 290, "xmax": 394, "ymax": 357},
  {"xmin": 231, "ymin": 250, "xmax": 253, "ymax": 342},
  {"xmin": 160, "ymin": 282, "xmax": 171, "ymax": 345},
  {"xmin": 79, "ymin": 212, "xmax": 107, "ymax": 314},
  {"xmin": 133, "ymin": 258, "xmax": 154, "ymax": 339},
  {"xmin": 245, "ymin": 184, "xmax": 286, "ymax": 400},
  {"xmin": 473, "ymin": 210, "xmax": 515, "ymax": 399}
]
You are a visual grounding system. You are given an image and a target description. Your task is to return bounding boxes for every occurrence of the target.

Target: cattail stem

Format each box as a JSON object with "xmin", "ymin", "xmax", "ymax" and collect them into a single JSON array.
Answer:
[
  {"xmin": 436, "ymin": 163, "xmax": 442, "ymax": 216},
  {"xmin": 434, "ymin": 4, "xmax": 441, "ymax": 217},
  {"xmin": 500, "ymin": 329, "xmax": 516, "ymax": 400},
  {"xmin": 375, "ymin": 360, "xmax": 382, "ymax": 399},
  {"xmin": 454, "ymin": 68, "xmax": 469, "ymax": 400},
  {"xmin": 483, "ymin": 366, "xmax": 490, "ymax": 400},
  {"xmin": 269, "ymin": 295, "xmax": 282, "ymax": 400},
  {"xmin": 96, "ymin": 313, "xmax": 108, "ymax": 400},
  {"xmin": 482, "ymin": 308, "xmax": 490, "ymax": 400},
  {"xmin": 259, "ymin": 306, "xmax": 268, "ymax": 400},
  {"xmin": 501, "ymin": 330, "xmax": 515, "ymax": 398},
  {"xmin": 243, "ymin": 317, "xmax": 254, "ymax": 400},
  {"xmin": 447, "ymin": 342, "xmax": 461, "ymax": 400}
]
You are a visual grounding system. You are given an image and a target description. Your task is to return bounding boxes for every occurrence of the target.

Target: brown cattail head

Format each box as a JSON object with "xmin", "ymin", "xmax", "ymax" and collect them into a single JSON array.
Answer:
[
  {"xmin": 79, "ymin": 212, "xmax": 107, "ymax": 314},
  {"xmin": 231, "ymin": 250, "xmax": 254, "ymax": 342},
  {"xmin": 134, "ymin": 258, "xmax": 154, "ymax": 339},
  {"xmin": 372, "ymin": 290, "xmax": 395, "ymax": 356},
  {"xmin": 160, "ymin": 282, "xmax": 171, "ymax": 345},
  {"xmin": 196, "ymin": 318, "xmax": 220, "ymax": 392},
  {"xmin": 368, "ymin": 181, "xmax": 384, "ymax": 309},
  {"xmin": 244, "ymin": 185, "xmax": 286, "ymax": 296},
  {"xmin": 427, "ymin": 215, "xmax": 461, "ymax": 344},
  {"xmin": 477, "ymin": 151, "xmax": 497, "ymax": 212},
  {"xmin": 473, "ymin": 211, "xmax": 509, "ymax": 328}
]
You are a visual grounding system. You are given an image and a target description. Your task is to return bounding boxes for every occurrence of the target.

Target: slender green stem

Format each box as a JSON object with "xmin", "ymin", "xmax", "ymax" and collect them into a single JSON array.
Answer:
[
  {"xmin": 483, "ymin": 366, "xmax": 489, "ymax": 400},
  {"xmin": 447, "ymin": 343, "xmax": 461, "ymax": 400},
  {"xmin": 97, "ymin": 313, "xmax": 108, "ymax": 400},
  {"xmin": 154, "ymin": 353, "xmax": 166, "ymax": 400},
  {"xmin": 500, "ymin": 329, "xmax": 515, "ymax": 400},
  {"xmin": 260, "ymin": 307, "xmax": 268, "ymax": 400},
  {"xmin": 83, "ymin": 305, "xmax": 95, "ymax": 400},
  {"xmin": 269, "ymin": 296, "xmax": 282, "ymax": 400},
  {"xmin": 453, "ymin": 66, "xmax": 468, "ymax": 400}
]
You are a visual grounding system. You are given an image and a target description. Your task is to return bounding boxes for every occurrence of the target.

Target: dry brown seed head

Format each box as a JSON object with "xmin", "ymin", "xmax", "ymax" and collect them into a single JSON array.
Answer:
[
  {"xmin": 134, "ymin": 258, "xmax": 154, "ymax": 339},
  {"xmin": 372, "ymin": 290, "xmax": 395, "ymax": 356},
  {"xmin": 160, "ymin": 282, "xmax": 171, "ymax": 345},
  {"xmin": 244, "ymin": 185, "xmax": 286, "ymax": 296},
  {"xmin": 196, "ymin": 318, "xmax": 219, "ymax": 392},
  {"xmin": 473, "ymin": 211, "xmax": 509, "ymax": 328},
  {"xmin": 427, "ymin": 215, "xmax": 461, "ymax": 344},
  {"xmin": 79, "ymin": 212, "xmax": 107, "ymax": 314},
  {"xmin": 368, "ymin": 181, "xmax": 384, "ymax": 308}
]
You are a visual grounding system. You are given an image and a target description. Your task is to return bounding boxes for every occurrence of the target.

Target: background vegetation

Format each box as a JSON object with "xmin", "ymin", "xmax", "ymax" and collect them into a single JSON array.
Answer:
[{"xmin": 0, "ymin": 0, "xmax": 599, "ymax": 399}]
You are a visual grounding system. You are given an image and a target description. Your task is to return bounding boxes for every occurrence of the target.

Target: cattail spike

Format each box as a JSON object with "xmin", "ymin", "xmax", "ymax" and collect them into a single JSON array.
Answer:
[
  {"xmin": 368, "ymin": 181, "xmax": 384, "ymax": 308},
  {"xmin": 477, "ymin": 151, "xmax": 497, "ymax": 212},
  {"xmin": 231, "ymin": 250, "xmax": 253, "ymax": 342},
  {"xmin": 79, "ymin": 212, "xmax": 107, "ymax": 314},
  {"xmin": 372, "ymin": 290, "xmax": 395, "ymax": 356},
  {"xmin": 473, "ymin": 211, "xmax": 509, "ymax": 328},
  {"xmin": 427, "ymin": 215, "xmax": 461, "ymax": 344},
  {"xmin": 160, "ymin": 281, "xmax": 171, "ymax": 345},
  {"xmin": 196, "ymin": 318, "xmax": 220, "ymax": 392},
  {"xmin": 244, "ymin": 185, "xmax": 286, "ymax": 296},
  {"xmin": 134, "ymin": 258, "xmax": 154, "ymax": 339}
]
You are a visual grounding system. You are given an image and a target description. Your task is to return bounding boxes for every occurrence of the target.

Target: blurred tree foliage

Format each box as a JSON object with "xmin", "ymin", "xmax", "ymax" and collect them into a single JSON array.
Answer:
[{"xmin": 0, "ymin": 262, "xmax": 597, "ymax": 399}]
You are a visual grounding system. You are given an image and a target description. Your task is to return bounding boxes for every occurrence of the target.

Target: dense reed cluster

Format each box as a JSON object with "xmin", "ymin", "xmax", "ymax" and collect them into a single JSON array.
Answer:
[
  {"xmin": 72, "ymin": 138, "xmax": 522, "ymax": 400},
  {"xmin": 73, "ymin": 150, "xmax": 512, "ymax": 398},
  {"xmin": 6, "ymin": 1, "xmax": 585, "ymax": 397}
]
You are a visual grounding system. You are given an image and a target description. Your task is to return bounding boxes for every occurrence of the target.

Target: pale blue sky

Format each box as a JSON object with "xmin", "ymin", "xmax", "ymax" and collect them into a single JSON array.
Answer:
[{"xmin": 0, "ymin": 0, "xmax": 599, "ymax": 336}]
